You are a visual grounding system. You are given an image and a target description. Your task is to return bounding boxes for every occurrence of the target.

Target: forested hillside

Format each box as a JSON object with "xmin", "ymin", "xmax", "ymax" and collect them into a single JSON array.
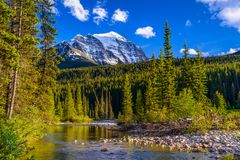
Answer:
[
  {"xmin": 57, "ymin": 54, "xmax": 240, "ymax": 115},
  {"xmin": 55, "ymin": 23, "xmax": 239, "ymax": 130}
]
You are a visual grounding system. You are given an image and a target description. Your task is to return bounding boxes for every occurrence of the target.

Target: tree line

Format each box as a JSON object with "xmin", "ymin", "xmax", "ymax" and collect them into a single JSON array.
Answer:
[
  {"xmin": 0, "ymin": 0, "xmax": 60, "ymax": 158},
  {"xmin": 56, "ymin": 22, "xmax": 239, "ymax": 128}
]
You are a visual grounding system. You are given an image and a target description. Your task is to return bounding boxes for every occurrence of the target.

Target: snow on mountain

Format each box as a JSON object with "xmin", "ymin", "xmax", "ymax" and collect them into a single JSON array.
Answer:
[{"xmin": 55, "ymin": 31, "xmax": 147, "ymax": 66}]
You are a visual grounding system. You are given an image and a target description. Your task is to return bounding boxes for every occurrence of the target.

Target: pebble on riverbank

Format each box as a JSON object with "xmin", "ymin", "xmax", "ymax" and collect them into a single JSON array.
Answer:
[{"xmin": 122, "ymin": 130, "xmax": 240, "ymax": 155}]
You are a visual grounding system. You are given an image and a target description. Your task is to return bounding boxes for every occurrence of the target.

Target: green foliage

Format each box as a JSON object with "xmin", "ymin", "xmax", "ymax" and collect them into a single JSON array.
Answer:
[
  {"xmin": 0, "ymin": 120, "xmax": 29, "ymax": 160},
  {"xmin": 188, "ymin": 104, "xmax": 214, "ymax": 132},
  {"xmin": 163, "ymin": 21, "xmax": 176, "ymax": 108},
  {"xmin": 75, "ymin": 85, "xmax": 83, "ymax": 116},
  {"xmin": 120, "ymin": 75, "xmax": 133, "ymax": 124},
  {"xmin": 63, "ymin": 86, "xmax": 76, "ymax": 122},
  {"xmin": 214, "ymin": 91, "xmax": 227, "ymax": 115},
  {"xmin": 171, "ymin": 89, "xmax": 197, "ymax": 119},
  {"xmin": 192, "ymin": 50, "xmax": 207, "ymax": 101},
  {"xmin": 135, "ymin": 90, "xmax": 145, "ymax": 122},
  {"xmin": 180, "ymin": 42, "xmax": 192, "ymax": 90}
]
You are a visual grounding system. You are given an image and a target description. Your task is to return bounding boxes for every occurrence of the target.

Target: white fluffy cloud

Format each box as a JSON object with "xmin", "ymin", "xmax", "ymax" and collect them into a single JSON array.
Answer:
[
  {"xmin": 197, "ymin": 0, "xmax": 240, "ymax": 32},
  {"xmin": 63, "ymin": 0, "xmax": 89, "ymax": 21},
  {"xmin": 112, "ymin": 9, "xmax": 129, "ymax": 23},
  {"xmin": 135, "ymin": 26, "xmax": 156, "ymax": 39},
  {"xmin": 93, "ymin": 7, "xmax": 108, "ymax": 25},
  {"xmin": 180, "ymin": 48, "xmax": 210, "ymax": 57},
  {"xmin": 185, "ymin": 20, "xmax": 192, "ymax": 27},
  {"xmin": 180, "ymin": 48, "xmax": 198, "ymax": 55},
  {"xmin": 220, "ymin": 48, "xmax": 240, "ymax": 55}
]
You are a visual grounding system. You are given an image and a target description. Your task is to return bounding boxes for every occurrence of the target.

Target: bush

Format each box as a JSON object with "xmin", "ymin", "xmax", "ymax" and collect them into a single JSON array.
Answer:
[
  {"xmin": 13, "ymin": 106, "xmax": 46, "ymax": 143},
  {"xmin": 171, "ymin": 89, "xmax": 197, "ymax": 119},
  {"xmin": 0, "ymin": 120, "xmax": 33, "ymax": 160},
  {"xmin": 145, "ymin": 107, "xmax": 168, "ymax": 123}
]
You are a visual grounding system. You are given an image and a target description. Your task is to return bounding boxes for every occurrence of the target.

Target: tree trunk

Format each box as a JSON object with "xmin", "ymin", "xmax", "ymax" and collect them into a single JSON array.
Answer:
[{"xmin": 8, "ymin": 0, "xmax": 23, "ymax": 119}]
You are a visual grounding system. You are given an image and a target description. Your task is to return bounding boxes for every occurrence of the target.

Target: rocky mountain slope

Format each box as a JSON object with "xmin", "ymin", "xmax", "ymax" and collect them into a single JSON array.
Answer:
[{"xmin": 55, "ymin": 31, "xmax": 147, "ymax": 68}]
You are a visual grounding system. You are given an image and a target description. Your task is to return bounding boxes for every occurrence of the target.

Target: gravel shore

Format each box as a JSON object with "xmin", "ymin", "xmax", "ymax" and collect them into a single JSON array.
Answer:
[{"xmin": 123, "ymin": 130, "xmax": 240, "ymax": 155}]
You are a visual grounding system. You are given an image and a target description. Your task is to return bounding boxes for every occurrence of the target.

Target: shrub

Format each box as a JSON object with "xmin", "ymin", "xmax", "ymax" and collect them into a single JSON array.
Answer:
[
  {"xmin": 0, "ymin": 120, "xmax": 32, "ymax": 160},
  {"xmin": 171, "ymin": 89, "xmax": 197, "ymax": 119}
]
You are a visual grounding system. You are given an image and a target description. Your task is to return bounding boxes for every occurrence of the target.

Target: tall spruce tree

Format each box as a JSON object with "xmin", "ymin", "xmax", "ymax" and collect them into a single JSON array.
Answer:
[
  {"xmin": 192, "ymin": 50, "xmax": 207, "ymax": 101},
  {"xmin": 157, "ymin": 49, "xmax": 165, "ymax": 108},
  {"xmin": 181, "ymin": 42, "xmax": 192, "ymax": 90},
  {"xmin": 122, "ymin": 74, "xmax": 133, "ymax": 123},
  {"xmin": 37, "ymin": 0, "xmax": 61, "ymax": 117},
  {"xmin": 0, "ymin": 1, "xmax": 18, "ymax": 115},
  {"xmin": 75, "ymin": 85, "xmax": 83, "ymax": 116},
  {"xmin": 108, "ymin": 91, "xmax": 114, "ymax": 119},
  {"xmin": 163, "ymin": 21, "xmax": 176, "ymax": 109},
  {"xmin": 7, "ymin": 0, "xmax": 40, "ymax": 119},
  {"xmin": 135, "ymin": 89, "xmax": 144, "ymax": 122},
  {"xmin": 213, "ymin": 91, "xmax": 227, "ymax": 114},
  {"xmin": 99, "ymin": 91, "xmax": 105, "ymax": 119},
  {"xmin": 150, "ymin": 54, "xmax": 159, "ymax": 109},
  {"xmin": 64, "ymin": 86, "xmax": 76, "ymax": 121},
  {"xmin": 145, "ymin": 78, "xmax": 155, "ymax": 112}
]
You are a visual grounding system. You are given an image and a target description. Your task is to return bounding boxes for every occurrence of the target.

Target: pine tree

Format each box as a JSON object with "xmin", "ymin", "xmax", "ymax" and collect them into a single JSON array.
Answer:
[
  {"xmin": 0, "ymin": 1, "xmax": 18, "ymax": 115},
  {"xmin": 122, "ymin": 74, "xmax": 133, "ymax": 123},
  {"xmin": 181, "ymin": 42, "xmax": 192, "ymax": 90},
  {"xmin": 213, "ymin": 91, "xmax": 227, "ymax": 114},
  {"xmin": 55, "ymin": 94, "xmax": 63, "ymax": 118},
  {"xmin": 105, "ymin": 91, "xmax": 109, "ymax": 119},
  {"xmin": 94, "ymin": 100, "xmax": 99, "ymax": 119},
  {"xmin": 64, "ymin": 86, "xmax": 76, "ymax": 121},
  {"xmin": 163, "ymin": 21, "xmax": 176, "ymax": 109},
  {"xmin": 145, "ymin": 78, "xmax": 155, "ymax": 112},
  {"xmin": 150, "ymin": 54, "xmax": 159, "ymax": 109},
  {"xmin": 37, "ymin": 0, "xmax": 61, "ymax": 117},
  {"xmin": 82, "ymin": 93, "xmax": 88, "ymax": 117},
  {"xmin": 108, "ymin": 91, "xmax": 114, "ymax": 119},
  {"xmin": 75, "ymin": 85, "xmax": 83, "ymax": 116},
  {"xmin": 157, "ymin": 49, "xmax": 165, "ymax": 108},
  {"xmin": 99, "ymin": 91, "xmax": 105, "ymax": 119},
  {"xmin": 192, "ymin": 50, "xmax": 207, "ymax": 101},
  {"xmin": 7, "ymin": 0, "xmax": 40, "ymax": 119},
  {"xmin": 135, "ymin": 89, "xmax": 144, "ymax": 122}
]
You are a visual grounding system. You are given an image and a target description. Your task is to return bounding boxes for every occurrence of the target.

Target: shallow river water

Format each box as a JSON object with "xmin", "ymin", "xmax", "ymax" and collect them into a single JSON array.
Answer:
[{"xmin": 34, "ymin": 125, "xmax": 224, "ymax": 160}]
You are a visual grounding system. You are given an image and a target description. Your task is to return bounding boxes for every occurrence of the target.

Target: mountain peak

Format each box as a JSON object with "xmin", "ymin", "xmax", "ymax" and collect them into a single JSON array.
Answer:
[
  {"xmin": 93, "ymin": 31, "xmax": 127, "ymax": 42},
  {"xmin": 55, "ymin": 32, "xmax": 147, "ymax": 67}
]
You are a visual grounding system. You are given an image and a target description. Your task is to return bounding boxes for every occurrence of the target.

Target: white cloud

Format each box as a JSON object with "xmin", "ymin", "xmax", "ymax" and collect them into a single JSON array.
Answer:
[
  {"xmin": 220, "ymin": 48, "xmax": 240, "ymax": 55},
  {"xmin": 93, "ymin": 7, "xmax": 108, "ymax": 25},
  {"xmin": 180, "ymin": 48, "xmax": 210, "ymax": 57},
  {"xmin": 196, "ymin": 0, "xmax": 240, "ymax": 32},
  {"xmin": 185, "ymin": 20, "xmax": 192, "ymax": 27},
  {"xmin": 112, "ymin": 9, "xmax": 129, "ymax": 23},
  {"xmin": 63, "ymin": 0, "xmax": 89, "ymax": 22},
  {"xmin": 180, "ymin": 48, "xmax": 198, "ymax": 55},
  {"xmin": 135, "ymin": 26, "xmax": 156, "ymax": 39}
]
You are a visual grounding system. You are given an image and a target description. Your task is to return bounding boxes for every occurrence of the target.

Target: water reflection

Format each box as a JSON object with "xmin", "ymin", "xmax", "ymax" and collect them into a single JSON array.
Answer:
[
  {"xmin": 35, "ymin": 126, "xmax": 122, "ymax": 160},
  {"xmin": 35, "ymin": 126, "xmax": 222, "ymax": 160}
]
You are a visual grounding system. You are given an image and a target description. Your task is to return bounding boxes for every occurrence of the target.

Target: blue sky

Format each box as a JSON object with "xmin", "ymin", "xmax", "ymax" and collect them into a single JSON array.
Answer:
[{"xmin": 53, "ymin": 0, "xmax": 240, "ymax": 58}]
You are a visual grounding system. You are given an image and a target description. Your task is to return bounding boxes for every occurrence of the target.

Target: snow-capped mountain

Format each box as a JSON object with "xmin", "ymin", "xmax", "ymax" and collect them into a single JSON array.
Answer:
[{"xmin": 55, "ymin": 31, "xmax": 147, "ymax": 66}]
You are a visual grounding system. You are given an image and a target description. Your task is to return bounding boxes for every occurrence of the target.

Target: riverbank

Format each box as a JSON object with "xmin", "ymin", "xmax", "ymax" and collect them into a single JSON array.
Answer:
[
  {"xmin": 124, "ymin": 130, "xmax": 240, "ymax": 154},
  {"xmin": 54, "ymin": 120, "xmax": 240, "ymax": 156},
  {"xmin": 116, "ymin": 121, "xmax": 240, "ymax": 157},
  {"xmin": 54, "ymin": 120, "xmax": 119, "ymax": 130}
]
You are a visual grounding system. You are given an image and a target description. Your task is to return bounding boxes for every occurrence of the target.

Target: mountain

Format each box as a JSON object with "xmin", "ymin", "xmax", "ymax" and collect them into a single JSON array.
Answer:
[{"xmin": 55, "ymin": 31, "xmax": 147, "ymax": 68}]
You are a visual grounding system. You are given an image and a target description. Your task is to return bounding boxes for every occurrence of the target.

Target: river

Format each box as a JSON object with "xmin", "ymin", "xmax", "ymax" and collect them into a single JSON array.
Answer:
[{"xmin": 34, "ymin": 125, "xmax": 224, "ymax": 160}]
